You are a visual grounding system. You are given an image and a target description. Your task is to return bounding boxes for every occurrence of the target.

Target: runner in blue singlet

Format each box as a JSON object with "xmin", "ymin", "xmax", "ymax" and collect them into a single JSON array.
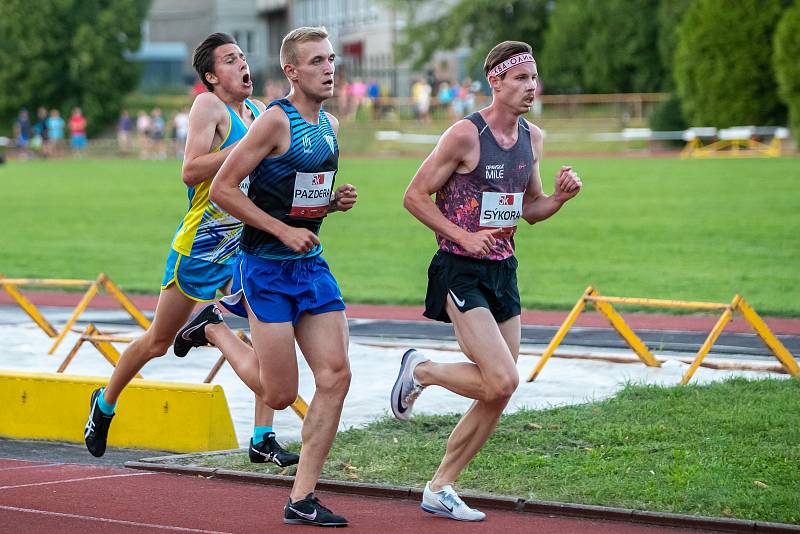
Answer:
[
  {"xmin": 199, "ymin": 27, "xmax": 357, "ymax": 527},
  {"xmin": 84, "ymin": 33, "xmax": 298, "ymax": 468}
]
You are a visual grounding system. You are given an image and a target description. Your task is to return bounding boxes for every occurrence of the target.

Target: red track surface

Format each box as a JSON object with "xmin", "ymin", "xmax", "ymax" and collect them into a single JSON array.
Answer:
[
  {"xmin": 0, "ymin": 459, "xmax": 709, "ymax": 534},
  {"xmin": 2, "ymin": 290, "xmax": 799, "ymax": 335}
]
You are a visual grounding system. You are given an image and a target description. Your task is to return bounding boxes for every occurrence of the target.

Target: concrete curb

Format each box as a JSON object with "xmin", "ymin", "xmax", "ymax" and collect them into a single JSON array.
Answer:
[{"xmin": 125, "ymin": 460, "xmax": 800, "ymax": 533}]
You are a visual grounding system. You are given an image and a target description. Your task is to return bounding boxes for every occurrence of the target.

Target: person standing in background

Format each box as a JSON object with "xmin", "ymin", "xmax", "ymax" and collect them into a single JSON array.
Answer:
[{"xmin": 69, "ymin": 107, "xmax": 87, "ymax": 157}]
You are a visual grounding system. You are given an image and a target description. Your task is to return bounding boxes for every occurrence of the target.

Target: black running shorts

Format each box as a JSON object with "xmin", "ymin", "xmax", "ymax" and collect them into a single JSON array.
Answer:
[{"xmin": 423, "ymin": 250, "xmax": 521, "ymax": 324}]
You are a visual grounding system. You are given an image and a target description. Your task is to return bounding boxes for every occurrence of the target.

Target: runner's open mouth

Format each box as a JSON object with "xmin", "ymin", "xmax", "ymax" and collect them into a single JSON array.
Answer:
[{"xmin": 243, "ymin": 73, "xmax": 251, "ymax": 84}]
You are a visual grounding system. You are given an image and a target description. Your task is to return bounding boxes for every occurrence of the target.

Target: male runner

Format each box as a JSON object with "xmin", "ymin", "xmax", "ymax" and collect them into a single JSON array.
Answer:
[
  {"xmin": 203, "ymin": 26, "xmax": 356, "ymax": 527},
  {"xmin": 392, "ymin": 41, "xmax": 582, "ymax": 521},
  {"xmin": 83, "ymin": 33, "xmax": 298, "ymax": 468}
]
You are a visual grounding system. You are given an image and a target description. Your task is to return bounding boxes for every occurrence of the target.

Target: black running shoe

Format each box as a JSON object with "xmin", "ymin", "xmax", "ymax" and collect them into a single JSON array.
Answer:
[
  {"xmin": 249, "ymin": 433, "xmax": 300, "ymax": 466},
  {"xmin": 284, "ymin": 493, "xmax": 348, "ymax": 527},
  {"xmin": 84, "ymin": 388, "xmax": 114, "ymax": 457},
  {"xmin": 173, "ymin": 304, "xmax": 223, "ymax": 357}
]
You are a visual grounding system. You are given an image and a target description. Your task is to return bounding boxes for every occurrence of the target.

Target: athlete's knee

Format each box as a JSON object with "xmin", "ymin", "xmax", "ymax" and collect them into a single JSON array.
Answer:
[
  {"xmin": 314, "ymin": 363, "xmax": 351, "ymax": 398},
  {"xmin": 486, "ymin": 372, "xmax": 519, "ymax": 403},
  {"xmin": 138, "ymin": 332, "xmax": 173, "ymax": 360},
  {"xmin": 264, "ymin": 388, "xmax": 297, "ymax": 411}
]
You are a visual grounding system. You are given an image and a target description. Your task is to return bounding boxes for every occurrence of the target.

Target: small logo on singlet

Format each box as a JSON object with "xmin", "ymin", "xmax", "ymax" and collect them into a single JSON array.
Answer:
[
  {"xmin": 486, "ymin": 164, "xmax": 504, "ymax": 181},
  {"xmin": 302, "ymin": 136, "xmax": 313, "ymax": 153},
  {"xmin": 324, "ymin": 134, "xmax": 336, "ymax": 154}
]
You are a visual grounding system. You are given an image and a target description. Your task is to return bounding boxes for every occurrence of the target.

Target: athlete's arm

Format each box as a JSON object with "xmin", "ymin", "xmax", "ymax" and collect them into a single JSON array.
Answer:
[
  {"xmin": 323, "ymin": 112, "xmax": 358, "ymax": 214},
  {"xmin": 181, "ymin": 93, "xmax": 235, "ymax": 186},
  {"xmin": 521, "ymin": 122, "xmax": 582, "ymax": 224},
  {"xmin": 209, "ymin": 107, "xmax": 320, "ymax": 253},
  {"xmin": 404, "ymin": 120, "xmax": 501, "ymax": 257}
]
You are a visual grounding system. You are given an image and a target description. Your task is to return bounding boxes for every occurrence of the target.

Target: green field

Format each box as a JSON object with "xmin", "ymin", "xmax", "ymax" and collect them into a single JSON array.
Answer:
[
  {"xmin": 184, "ymin": 378, "xmax": 800, "ymax": 524},
  {"xmin": 1, "ymin": 156, "xmax": 798, "ymax": 315}
]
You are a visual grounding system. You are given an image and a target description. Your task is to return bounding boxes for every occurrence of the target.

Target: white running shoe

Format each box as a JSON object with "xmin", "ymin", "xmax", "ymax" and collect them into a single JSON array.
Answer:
[
  {"xmin": 421, "ymin": 482, "xmax": 485, "ymax": 521},
  {"xmin": 390, "ymin": 349, "xmax": 428, "ymax": 421}
]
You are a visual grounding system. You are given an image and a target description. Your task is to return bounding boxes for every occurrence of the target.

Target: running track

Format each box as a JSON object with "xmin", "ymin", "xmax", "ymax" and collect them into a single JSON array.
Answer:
[{"xmin": 0, "ymin": 458, "xmax": 708, "ymax": 534}]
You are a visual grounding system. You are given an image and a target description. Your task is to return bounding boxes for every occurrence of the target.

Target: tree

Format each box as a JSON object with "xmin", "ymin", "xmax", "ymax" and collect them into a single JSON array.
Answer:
[
  {"xmin": 674, "ymin": 0, "xmax": 785, "ymax": 127},
  {"xmin": 0, "ymin": 0, "xmax": 150, "ymax": 136},
  {"xmin": 390, "ymin": 0, "xmax": 550, "ymax": 76},
  {"xmin": 656, "ymin": 0, "xmax": 693, "ymax": 90},
  {"xmin": 773, "ymin": 1, "xmax": 800, "ymax": 136},
  {"xmin": 541, "ymin": 0, "xmax": 666, "ymax": 94}
]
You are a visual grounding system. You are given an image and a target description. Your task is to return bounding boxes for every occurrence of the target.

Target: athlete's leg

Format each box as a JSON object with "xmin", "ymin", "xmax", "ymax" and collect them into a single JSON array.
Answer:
[
  {"xmin": 427, "ymin": 299, "xmax": 520, "ymax": 491},
  {"xmin": 289, "ymin": 310, "xmax": 351, "ymax": 501},
  {"xmin": 104, "ymin": 285, "xmax": 197, "ymax": 404},
  {"xmin": 245, "ymin": 298, "xmax": 300, "ymax": 411},
  {"xmin": 205, "ymin": 321, "xmax": 266, "ymax": 399},
  {"xmin": 414, "ymin": 306, "xmax": 519, "ymax": 403}
]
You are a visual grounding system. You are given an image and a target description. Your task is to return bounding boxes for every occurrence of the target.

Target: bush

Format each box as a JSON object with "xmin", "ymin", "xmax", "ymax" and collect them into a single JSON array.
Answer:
[
  {"xmin": 649, "ymin": 95, "xmax": 687, "ymax": 146},
  {"xmin": 773, "ymin": 2, "xmax": 800, "ymax": 138},
  {"xmin": 674, "ymin": 0, "xmax": 785, "ymax": 127}
]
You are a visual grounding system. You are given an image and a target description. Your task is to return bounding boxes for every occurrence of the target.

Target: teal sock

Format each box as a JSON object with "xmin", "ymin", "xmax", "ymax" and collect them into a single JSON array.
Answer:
[
  {"xmin": 253, "ymin": 426, "xmax": 273, "ymax": 443},
  {"xmin": 97, "ymin": 388, "xmax": 116, "ymax": 415}
]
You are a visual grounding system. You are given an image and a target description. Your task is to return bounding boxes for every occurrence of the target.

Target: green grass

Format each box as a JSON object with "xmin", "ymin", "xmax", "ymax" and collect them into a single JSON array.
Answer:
[
  {"xmin": 1, "ymin": 156, "xmax": 798, "ymax": 315},
  {"xmin": 186, "ymin": 378, "xmax": 800, "ymax": 524}
]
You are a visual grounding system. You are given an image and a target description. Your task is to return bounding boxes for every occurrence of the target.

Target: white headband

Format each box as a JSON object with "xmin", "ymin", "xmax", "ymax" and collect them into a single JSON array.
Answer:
[{"xmin": 487, "ymin": 53, "xmax": 535, "ymax": 79}]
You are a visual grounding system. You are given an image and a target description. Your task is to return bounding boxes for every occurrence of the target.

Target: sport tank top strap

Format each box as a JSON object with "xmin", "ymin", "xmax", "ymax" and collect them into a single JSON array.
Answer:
[{"xmin": 464, "ymin": 111, "xmax": 532, "ymax": 153}]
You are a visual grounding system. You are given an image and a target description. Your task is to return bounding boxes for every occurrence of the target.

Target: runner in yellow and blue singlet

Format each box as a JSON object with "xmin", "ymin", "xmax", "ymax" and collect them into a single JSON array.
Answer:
[{"xmin": 162, "ymin": 98, "xmax": 261, "ymax": 301}]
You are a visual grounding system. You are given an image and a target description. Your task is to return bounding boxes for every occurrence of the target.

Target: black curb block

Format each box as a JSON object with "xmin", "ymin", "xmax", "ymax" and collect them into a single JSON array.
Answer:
[{"xmin": 124, "ymin": 461, "xmax": 800, "ymax": 533}]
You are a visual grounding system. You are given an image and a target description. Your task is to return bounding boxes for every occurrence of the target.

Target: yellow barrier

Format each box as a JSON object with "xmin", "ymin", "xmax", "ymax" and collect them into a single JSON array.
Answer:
[
  {"xmin": 527, "ymin": 286, "xmax": 800, "ymax": 384},
  {"xmin": 0, "ymin": 370, "xmax": 237, "ymax": 452},
  {"xmin": 61, "ymin": 325, "xmax": 308, "ymax": 419},
  {"xmin": 0, "ymin": 273, "xmax": 151, "ymax": 353}
]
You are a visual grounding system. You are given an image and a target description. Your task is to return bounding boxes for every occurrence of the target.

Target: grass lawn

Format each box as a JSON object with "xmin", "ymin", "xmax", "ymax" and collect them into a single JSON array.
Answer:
[
  {"xmin": 1, "ymin": 156, "xmax": 798, "ymax": 315},
  {"xmin": 187, "ymin": 378, "xmax": 800, "ymax": 525}
]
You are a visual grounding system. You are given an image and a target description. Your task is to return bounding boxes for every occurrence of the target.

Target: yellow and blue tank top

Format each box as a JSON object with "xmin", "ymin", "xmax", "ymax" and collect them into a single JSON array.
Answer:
[{"xmin": 171, "ymin": 99, "xmax": 260, "ymax": 264}]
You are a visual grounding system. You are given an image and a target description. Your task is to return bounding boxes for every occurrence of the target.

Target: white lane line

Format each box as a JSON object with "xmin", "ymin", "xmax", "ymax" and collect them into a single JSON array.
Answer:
[
  {"xmin": 0, "ymin": 504, "xmax": 237, "ymax": 533},
  {"xmin": 0, "ymin": 462, "xmax": 64, "ymax": 471},
  {"xmin": 0, "ymin": 471, "xmax": 154, "ymax": 490}
]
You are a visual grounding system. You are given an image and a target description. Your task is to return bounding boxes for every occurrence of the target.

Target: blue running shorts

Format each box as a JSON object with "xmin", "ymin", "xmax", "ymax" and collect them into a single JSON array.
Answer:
[
  {"xmin": 220, "ymin": 252, "xmax": 346, "ymax": 324},
  {"xmin": 161, "ymin": 248, "xmax": 233, "ymax": 302}
]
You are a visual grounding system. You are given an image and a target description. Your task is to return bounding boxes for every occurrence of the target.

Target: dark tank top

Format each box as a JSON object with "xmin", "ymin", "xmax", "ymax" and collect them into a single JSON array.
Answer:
[
  {"xmin": 434, "ymin": 111, "xmax": 534, "ymax": 260},
  {"xmin": 239, "ymin": 99, "xmax": 339, "ymax": 260}
]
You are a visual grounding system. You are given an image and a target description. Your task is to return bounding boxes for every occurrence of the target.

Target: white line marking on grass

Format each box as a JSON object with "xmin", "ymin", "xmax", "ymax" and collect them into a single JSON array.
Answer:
[
  {"xmin": 0, "ymin": 471, "xmax": 154, "ymax": 490},
  {"xmin": 0, "ymin": 504, "xmax": 236, "ymax": 533}
]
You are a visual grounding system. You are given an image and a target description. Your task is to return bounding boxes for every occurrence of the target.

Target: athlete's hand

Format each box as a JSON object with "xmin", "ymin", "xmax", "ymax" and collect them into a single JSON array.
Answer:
[
  {"xmin": 278, "ymin": 225, "xmax": 320, "ymax": 253},
  {"xmin": 331, "ymin": 184, "xmax": 357, "ymax": 212},
  {"xmin": 458, "ymin": 228, "xmax": 503, "ymax": 257},
  {"xmin": 553, "ymin": 166, "xmax": 582, "ymax": 203}
]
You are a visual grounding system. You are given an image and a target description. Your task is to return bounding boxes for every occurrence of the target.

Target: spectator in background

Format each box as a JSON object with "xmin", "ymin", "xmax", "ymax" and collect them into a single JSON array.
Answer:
[
  {"xmin": 173, "ymin": 108, "xmax": 189, "ymax": 159},
  {"xmin": 150, "ymin": 108, "xmax": 166, "ymax": 159},
  {"xmin": 33, "ymin": 107, "xmax": 50, "ymax": 158},
  {"xmin": 437, "ymin": 81, "xmax": 454, "ymax": 119},
  {"xmin": 367, "ymin": 79, "xmax": 381, "ymax": 119},
  {"xmin": 349, "ymin": 77, "xmax": 367, "ymax": 120},
  {"xmin": 452, "ymin": 78, "xmax": 472, "ymax": 118},
  {"xmin": 46, "ymin": 109, "xmax": 65, "ymax": 157},
  {"xmin": 136, "ymin": 110, "xmax": 151, "ymax": 159},
  {"xmin": 117, "ymin": 111, "xmax": 133, "ymax": 153},
  {"xmin": 14, "ymin": 109, "xmax": 32, "ymax": 159},
  {"xmin": 191, "ymin": 78, "xmax": 207, "ymax": 98},
  {"xmin": 69, "ymin": 107, "xmax": 87, "ymax": 157},
  {"xmin": 412, "ymin": 77, "xmax": 432, "ymax": 122}
]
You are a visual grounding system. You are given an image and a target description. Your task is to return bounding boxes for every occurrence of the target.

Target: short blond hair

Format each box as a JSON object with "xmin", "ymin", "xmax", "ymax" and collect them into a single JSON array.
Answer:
[{"xmin": 280, "ymin": 26, "xmax": 329, "ymax": 66}]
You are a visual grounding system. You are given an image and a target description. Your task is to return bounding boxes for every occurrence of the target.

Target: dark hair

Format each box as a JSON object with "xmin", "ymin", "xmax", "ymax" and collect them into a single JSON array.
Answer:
[
  {"xmin": 484, "ymin": 41, "xmax": 533, "ymax": 78},
  {"xmin": 193, "ymin": 32, "xmax": 237, "ymax": 92}
]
